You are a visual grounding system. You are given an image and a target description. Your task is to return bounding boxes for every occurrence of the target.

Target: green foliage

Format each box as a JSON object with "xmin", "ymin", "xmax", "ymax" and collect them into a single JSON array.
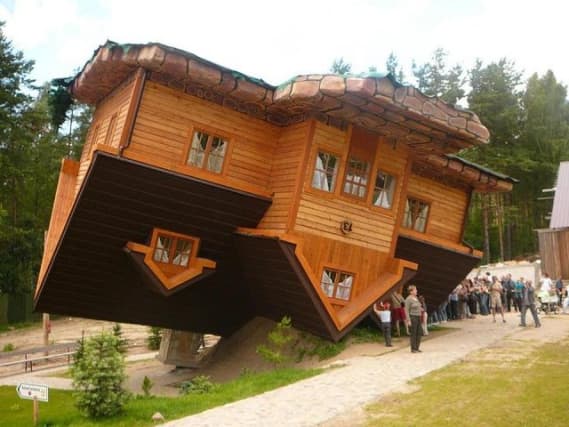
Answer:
[
  {"xmin": 70, "ymin": 332, "xmax": 130, "ymax": 418},
  {"xmin": 112, "ymin": 323, "xmax": 128, "ymax": 354},
  {"xmin": 47, "ymin": 78, "xmax": 74, "ymax": 132},
  {"xmin": 256, "ymin": 316, "xmax": 294, "ymax": 366},
  {"xmin": 412, "ymin": 48, "xmax": 465, "ymax": 104},
  {"xmin": 349, "ymin": 325, "xmax": 382, "ymax": 343},
  {"xmin": 330, "ymin": 57, "xmax": 352, "ymax": 75},
  {"xmin": 2, "ymin": 342, "xmax": 14, "ymax": 352},
  {"xmin": 385, "ymin": 51, "xmax": 406, "ymax": 84},
  {"xmin": 295, "ymin": 332, "xmax": 346, "ymax": 362},
  {"xmin": 180, "ymin": 375, "xmax": 219, "ymax": 395},
  {"xmin": 141, "ymin": 375, "xmax": 153, "ymax": 397},
  {"xmin": 146, "ymin": 326, "xmax": 162, "ymax": 350}
]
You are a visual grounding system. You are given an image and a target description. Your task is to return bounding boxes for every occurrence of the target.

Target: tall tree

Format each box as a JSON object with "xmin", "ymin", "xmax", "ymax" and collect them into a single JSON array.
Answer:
[
  {"xmin": 330, "ymin": 57, "xmax": 352, "ymax": 75},
  {"xmin": 385, "ymin": 52, "xmax": 405, "ymax": 84},
  {"xmin": 412, "ymin": 48, "xmax": 465, "ymax": 105}
]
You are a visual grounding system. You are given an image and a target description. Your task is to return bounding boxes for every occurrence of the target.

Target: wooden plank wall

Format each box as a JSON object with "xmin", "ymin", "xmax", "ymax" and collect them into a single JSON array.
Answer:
[
  {"xmin": 75, "ymin": 77, "xmax": 135, "ymax": 195},
  {"xmin": 406, "ymin": 173, "xmax": 468, "ymax": 243},
  {"xmin": 36, "ymin": 159, "xmax": 79, "ymax": 295},
  {"xmin": 124, "ymin": 82, "xmax": 279, "ymax": 193},
  {"xmin": 538, "ymin": 228, "xmax": 569, "ymax": 280},
  {"xmin": 257, "ymin": 122, "xmax": 310, "ymax": 230}
]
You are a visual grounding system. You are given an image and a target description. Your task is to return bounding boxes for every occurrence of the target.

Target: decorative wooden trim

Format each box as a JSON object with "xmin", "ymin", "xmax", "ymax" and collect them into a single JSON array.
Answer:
[
  {"xmin": 389, "ymin": 153, "xmax": 413, "ymax": 259},
  {"xmin": 287, "ymin": 119, "xmax": 317, "ymax": 232},
  {"xmin": 119, "ymin": 68, "xmax": 147, "ymax": 153}
]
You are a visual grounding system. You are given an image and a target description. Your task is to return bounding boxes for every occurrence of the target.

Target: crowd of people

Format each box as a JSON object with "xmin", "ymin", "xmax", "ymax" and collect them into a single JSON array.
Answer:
[{"xmin": 374, "ymin": 272, "xmax": 567, "ymax": 353}]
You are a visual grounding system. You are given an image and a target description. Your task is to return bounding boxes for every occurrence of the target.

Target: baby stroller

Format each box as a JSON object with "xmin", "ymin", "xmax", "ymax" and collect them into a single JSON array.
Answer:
[{"xmin": 537, "ymin": 290, "xmax": 558, "ymax": 315}]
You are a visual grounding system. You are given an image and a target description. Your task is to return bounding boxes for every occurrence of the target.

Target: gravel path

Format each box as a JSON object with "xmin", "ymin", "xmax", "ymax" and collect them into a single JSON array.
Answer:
[{"xmin": 161, "ymin": 312, "xmax": 569, "ymax": 427}]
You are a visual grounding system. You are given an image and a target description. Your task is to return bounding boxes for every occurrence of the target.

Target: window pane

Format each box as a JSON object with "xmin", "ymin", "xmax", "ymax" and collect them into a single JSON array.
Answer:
[
  {"xmin": 312, "ymin": 151, "xmax": 339, "ymax": 192},
  {"xmin": 402, "ymin": 198, "xmax": 429, "ymax": 233},
  {"xmin": 188, "ymin": 131, "xmax": 209, "ymax": 168},
  {"xmin": 343, "ymin": 157, "xmax": 369, "ymax": 198},
  {"xmin": 321, "ymin": 269, "xmax": 336, "ymax": 297},
  {"xmin": 373, "ymin": 171, "xmax": 396, "ymax": 209},
  {"xmin": 206, "ymin": 136, "xmax": 227, "ymax": 173},
  {"xmin": 153, "ymin": 235, "xmax": 172, "ymax": 263},
  {"xmin": 414, "ymin": 203, "xmax": 429, "ymax": 232},
  {"xmin": 172, "ymin": 239, "xmax": 193, "ymax": 267},
  {"xmin": 335, "ymin": 273, "xmax": 353, "ymax": 300}
]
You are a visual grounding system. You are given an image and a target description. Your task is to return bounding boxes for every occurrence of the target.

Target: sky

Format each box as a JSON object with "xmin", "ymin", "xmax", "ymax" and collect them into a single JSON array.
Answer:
[{"xmin": 1, "ymin": 0, "xmax": 568, "ymax": 90}]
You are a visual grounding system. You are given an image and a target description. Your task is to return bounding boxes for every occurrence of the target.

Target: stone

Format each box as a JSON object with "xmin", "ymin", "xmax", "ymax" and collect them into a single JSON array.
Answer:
[
  {"xmin": 466, "ymin": 121, "xmax": 490, "ymax": 141},
  {"xmin": 232, "ymin": 79, "xmax": 268, "ymax": 102},
  {"xmin": 137, "ymin": 45, "xmax": 166, "ymax": 71},
  {"xmin": 152, "ymin": 412, "xmax": 165, "ymax": 422},
  {"xmin": 320, "ymin": 75, "xmax": 346, "ymax": 96},
  {"xmin": 160, "ymin": 54, "xmax": 187, "ymax": 80},
  {"xmin": 273, "ymin": 83, "xmax": 292, "ymax": 101},
  {"xmin": 290, "ymin": 80, "xmax": 321, "ymax": 99},
  {"xmin": 188, "ymin": 59, "xmax": 222, "ymax": 86},
  {"xmin": 449, "ymin": 117, "xmax": 467, "ymax": 129},
  {"xmin": 218, "ymin": 72, "xmax": 237, "ymax": 94},
  {"xmin": 375, "ymin": 78, "xmax": 395, "ymax": 98},
  {"xmin": 346, "ymin": 77, "xmax": 376, "ymax": 98},
  {"xmin": 422, "ymin": 102, "xmax": 449, "ymax": 122}
]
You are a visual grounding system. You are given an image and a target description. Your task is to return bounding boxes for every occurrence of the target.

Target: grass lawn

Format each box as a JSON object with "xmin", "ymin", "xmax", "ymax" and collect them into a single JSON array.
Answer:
[
  {"xmin": 2, "ymin": 367, "xmax": 322, "ymax": 426},
  {"xmin": 365, "ymin": 336, "xmax": 569, "ymax": 427}
]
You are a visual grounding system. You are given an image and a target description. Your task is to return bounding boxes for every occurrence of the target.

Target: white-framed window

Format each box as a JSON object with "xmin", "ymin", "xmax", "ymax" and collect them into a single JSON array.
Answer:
[
  {"xmin": 321, "ymin": 268, "xmax": 354, "ymax": 301},
  {"xmin": 403, "ymin": 198, "xmax": 430, "ymax": 232},
  {"xmin": 372, "ymin": 170, "xmax": 396, "ymax": 209},
  {"xmin": 187, "ymin": 130, "xmax": 228, "ymax": 173},
  {"xmin": 312, "ymin": 150, "xmax": 340, "ymax": 192},
  {"xmin": 343, "ymin": 157, "xmax": 370, "ymax": 199}
]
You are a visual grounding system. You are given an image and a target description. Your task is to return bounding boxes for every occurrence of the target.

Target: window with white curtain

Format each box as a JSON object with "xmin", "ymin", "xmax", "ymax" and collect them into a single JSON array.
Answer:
[
  {"xmin": 343, "ymin": 157, "xmax": 370, "ymax": 199},
  {"xmin": 372, "ymin": 171, "xmax": 396, "ymax": 209},
  {"xmin": 320, "ymin": 268, "xmax": 354, "ymax": 301},
  {"xmin": 187, "ymin": 130, "xmax": 228, "ymax": 173},
  {"xmin": 312, "ymin": 151, "xmax": 339, "ymax": 192},
  {"xmin": 403, "ymin": 197, "xmax": 430, "ymax": 232}
]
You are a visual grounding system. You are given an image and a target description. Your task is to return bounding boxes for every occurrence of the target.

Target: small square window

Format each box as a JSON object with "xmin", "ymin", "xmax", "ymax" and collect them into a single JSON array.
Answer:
[
  {"xmin": 187, "ymin": 130, "xmax": 228, "ymax": 173},
  {"xmin": 312, "ymin": 151, "xmax": 339, "ymax": 192},
  {"xmin": 152, "ymin": 233, "xmax": 196, "ymax": 268},
  {"xmin": 343, "ymin": 157, "xmax": 370, "ymax": 199},
  {"xmin": 403, "ymin": 198, "xmax": 430, "ymax": 233},
  {"xmin": 372, "ymin": 171, "xmax": 396, "ymax": 209},
  {"xmin": 321, "ymin": 268, "xmax": 354, "ymax": 301}
]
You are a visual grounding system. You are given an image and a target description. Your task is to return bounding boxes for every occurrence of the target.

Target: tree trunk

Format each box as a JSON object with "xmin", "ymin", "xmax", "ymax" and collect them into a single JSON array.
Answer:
[
  {"xmin": 494, "ymin": 193, "xmax": 505, "ymax": 262},
  {"xmin": 482, "ymin": 193, "xmax": 491, "ymax": 263}
]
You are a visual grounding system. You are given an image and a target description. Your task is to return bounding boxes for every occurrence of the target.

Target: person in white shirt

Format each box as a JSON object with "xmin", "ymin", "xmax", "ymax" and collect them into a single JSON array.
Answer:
[
  {"xmin": 373, "ymin": 301, "xmax": 393, "ymax": 347},
  {"xmin": 541, "ymin": 272, "xmax": 553, "ymax": 294}
]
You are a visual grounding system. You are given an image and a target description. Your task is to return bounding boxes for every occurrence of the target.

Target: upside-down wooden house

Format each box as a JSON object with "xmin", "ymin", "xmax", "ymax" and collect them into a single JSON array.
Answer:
[{"xmin": 34, "ymin": 41, "xmax": 515, "ymax": 342}]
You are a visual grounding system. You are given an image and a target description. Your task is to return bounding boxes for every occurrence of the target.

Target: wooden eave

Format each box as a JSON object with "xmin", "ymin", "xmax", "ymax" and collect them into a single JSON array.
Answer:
[
  {"xmin": 412, "ymin": 153, "xmax": 517, "ymax": 193},
  {"xmin": 34, "ymin": 151, "xmax": 272, "ymax": 335},
  {"xmin": 70, "ymin": 41, "xmax": 489, "ymax": 157}
]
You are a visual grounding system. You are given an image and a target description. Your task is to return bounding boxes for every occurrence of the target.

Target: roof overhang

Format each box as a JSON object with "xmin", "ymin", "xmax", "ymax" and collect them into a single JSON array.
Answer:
[{"xmin": 70, "ymin": 41, "xmax": 489, "ymax": 156}]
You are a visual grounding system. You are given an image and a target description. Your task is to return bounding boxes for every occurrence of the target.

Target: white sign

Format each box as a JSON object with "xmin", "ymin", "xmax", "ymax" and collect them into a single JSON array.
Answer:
[{"xmin": 16, "ymin": 383, "xmax": 49, "ymax": 402}]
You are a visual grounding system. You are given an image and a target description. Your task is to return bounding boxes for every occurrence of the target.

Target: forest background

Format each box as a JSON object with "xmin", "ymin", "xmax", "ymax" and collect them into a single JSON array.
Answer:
[{"xmin": 1, "ymin": 22, "xmax": 568, "ymax": 317}]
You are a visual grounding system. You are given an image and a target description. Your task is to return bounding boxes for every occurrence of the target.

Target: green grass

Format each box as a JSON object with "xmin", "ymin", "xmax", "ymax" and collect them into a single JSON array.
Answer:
[
  {"xmin": 365, "ymin": 337, "xmax": 569, "ymax": 427},
  {"xmin": 0, "ymin": 321, "xmax": 38, "ymax": 333},
  {"xmin": 1, "ymin": 367, "xmax": 323, "ymax": 426}
]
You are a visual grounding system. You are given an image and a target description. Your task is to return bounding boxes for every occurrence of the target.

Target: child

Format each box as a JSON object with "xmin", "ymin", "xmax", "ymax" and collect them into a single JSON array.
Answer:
[{"xmin": 374, "ymin": 301, "xmax": 393, "ymax": 347}]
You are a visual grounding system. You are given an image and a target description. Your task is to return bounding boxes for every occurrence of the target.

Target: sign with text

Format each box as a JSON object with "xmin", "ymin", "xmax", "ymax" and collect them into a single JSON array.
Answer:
[{"xmin": 16, "ymin": 383, "xmax": 49, "ymax": 402}]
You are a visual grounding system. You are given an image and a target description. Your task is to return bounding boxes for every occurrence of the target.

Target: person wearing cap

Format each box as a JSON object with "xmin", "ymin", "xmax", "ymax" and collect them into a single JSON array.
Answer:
[{"xmin": 405, "ymin": 285, "xmax": 423, "ymax": 353}]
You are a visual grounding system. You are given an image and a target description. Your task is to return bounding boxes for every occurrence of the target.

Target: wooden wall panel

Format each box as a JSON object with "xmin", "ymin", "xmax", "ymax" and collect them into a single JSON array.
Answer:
[
  {"xmin": 75, "ymin": 77, "xmax": 135, "ymax": 194},
  {"xmin": 406, "ymin": 173, "xmax": 468, "ymax": 243},
  {"xmin": 298, "ymin": 232, "xmax": 389, "ymax": 306},
  {"xmin": 125, "ymin": 82, "xmax": 279, "ymax": 191},
  {"xmin": 538, "ymin": 228, "xmax": 569, "ymax": 280},
  {"xmin": 257, "ymin": 122, "xmax": 310, "ymax": 230}
]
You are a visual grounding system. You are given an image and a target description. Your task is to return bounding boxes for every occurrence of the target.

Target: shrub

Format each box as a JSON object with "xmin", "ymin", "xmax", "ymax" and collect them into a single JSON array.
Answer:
[
  {"xmin": 2, "ymin": 343, "xmax": 14, "ymax": 352},
  {"xmin": 180, "ymin": 375, "xmax": 218, "ymax": 395},
  {"xmin": 70, "ymin": 332, "xmax": 130, "ymax": 418},
  {"xmin": 141, "ymin": 375, "xmax": 153, "ymax": 397},
  {"xmin": 256, "ymin": 316, "xmax": 294, "ymax": 367},
  {"xmin": 112, "ymin": 323, "xmax": 128, "ymax": 354},
  {"xmin": 147, "ymin": 326, "xmax": 162, "ymax": 350}
]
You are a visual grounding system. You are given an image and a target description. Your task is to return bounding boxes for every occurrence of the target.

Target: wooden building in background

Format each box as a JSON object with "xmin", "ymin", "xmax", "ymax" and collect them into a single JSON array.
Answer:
[
  {"xmin": 34, "ymin": 41, "xmax": 515, "ymax": 341},
  {"xmin": 538, "ymin": 161, "xmax": 569, "ymax": 280}
]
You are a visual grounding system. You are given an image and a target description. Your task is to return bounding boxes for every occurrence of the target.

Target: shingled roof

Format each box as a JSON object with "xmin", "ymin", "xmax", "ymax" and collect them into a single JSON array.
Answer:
[{"xmin": 70, "ymin": 40, "xmax": 492, "ymax": 156}]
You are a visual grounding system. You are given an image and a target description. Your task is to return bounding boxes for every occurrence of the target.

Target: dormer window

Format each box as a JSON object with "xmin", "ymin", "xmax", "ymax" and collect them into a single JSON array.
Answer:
[
  {"xmin": 187, "ymin": 130, "xmax": 228, "ymax": 173},
  {"xmin": 153, "ymin": 234, "xmax": 194, "ymax": 267},
  {"xmin": 321, "ymin": 268, "xmax": 354, "ymax": 301},
  {"xmin": 343, "ymin": 157, "xmax": 370, "ymax": 198}
]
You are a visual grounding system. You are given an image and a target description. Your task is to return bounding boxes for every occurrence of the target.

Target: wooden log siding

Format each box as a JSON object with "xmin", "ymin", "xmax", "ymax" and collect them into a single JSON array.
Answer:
[
  {"xmin": 75, "ymin": 78, "xmax": 134, "ymax": 195},
  {"xmin": 257, "ymin": 122, "xmax": 311, "ymax": 230},
  {"xmin": 125, "ymin": 82, "xmax": 278, "ymax": 191},
  {"xmin": 406, "ymin": 173, "xmax": 469, "ymax": 243}
]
